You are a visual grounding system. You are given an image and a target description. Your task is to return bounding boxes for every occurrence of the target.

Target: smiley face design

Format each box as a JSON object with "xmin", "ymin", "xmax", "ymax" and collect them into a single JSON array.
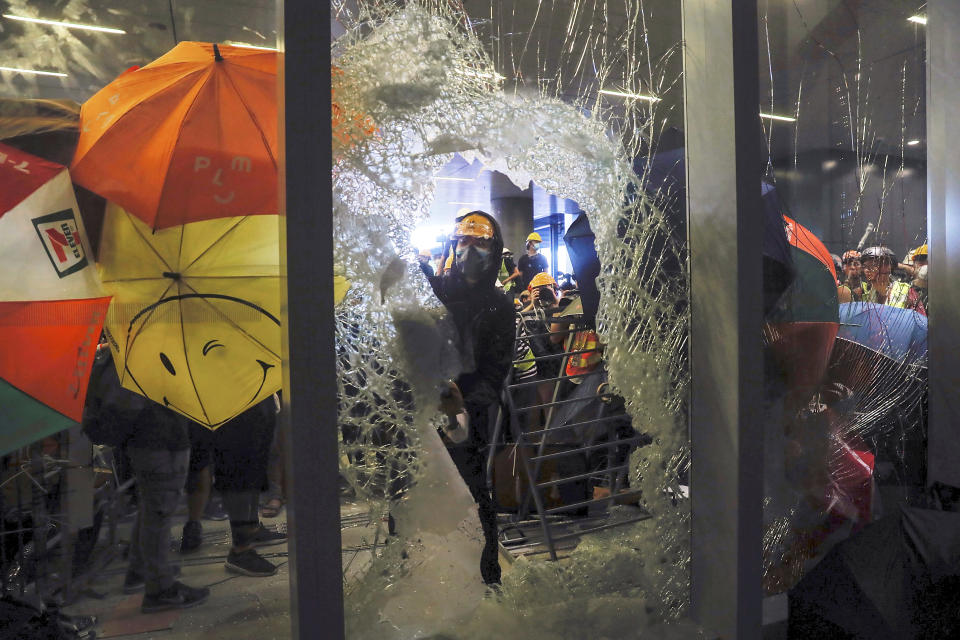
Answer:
[{"xmin": 120, "ymin": 293, "xmax": 281, "ymax": 428}]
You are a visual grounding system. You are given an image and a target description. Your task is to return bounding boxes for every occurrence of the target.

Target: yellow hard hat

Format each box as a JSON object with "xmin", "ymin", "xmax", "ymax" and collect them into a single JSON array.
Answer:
[
  {"xmin": 528, "ymin": 272, "xmax": 556, "ymax": 290},
  {"xmin": 453, "ymin": 213, "xmax": 495, "ymax": 239},
  {"xmin": 418, "ymin": 248, "xmax": 431, "ymax": 258},
  {"xmin": 911, "ymin": 244, "xmax": 928, "ymax": 258},
  {"xmin": 526, "ymin": 232, "xmax": 542, "ymax": 243}
]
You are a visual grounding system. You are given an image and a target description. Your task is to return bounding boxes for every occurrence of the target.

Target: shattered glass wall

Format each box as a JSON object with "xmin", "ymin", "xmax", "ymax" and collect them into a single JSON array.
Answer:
[
  {"xmin": 331, "ymin": 1, "xmax": 698, "ymax": 638},
  {"xmin": 758, "ymin": 0, "xmax": 929, "ymax": 597}
]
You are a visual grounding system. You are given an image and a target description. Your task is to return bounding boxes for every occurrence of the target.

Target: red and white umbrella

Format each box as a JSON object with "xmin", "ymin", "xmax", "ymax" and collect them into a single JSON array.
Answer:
[{"xmin": 0, "ymin": 142, "xmax": 110, "ymax": 454}]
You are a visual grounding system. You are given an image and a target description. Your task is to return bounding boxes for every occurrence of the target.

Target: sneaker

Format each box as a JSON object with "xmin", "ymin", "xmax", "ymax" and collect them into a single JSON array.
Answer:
[
  {"xmin": 225, "ymin": 548, "xmax": 277, "ymax": 577},
  {"xmin": 250, "ymin": 524, "xmax": 287, "ymax": 548},
  {"xmin": 203, "ymin": 495, "xmax": 229, "ymax": 521},
  {"xmin": 180, "ymin": 520, "xmax": 203, "ymax": 554},
  {"xmin": 123, "ymin": 565, "xmax": 181, "ymax": 593},
  {"xmin": 141, "ymin": 581, "xmax": 210, "ymax": 613}
]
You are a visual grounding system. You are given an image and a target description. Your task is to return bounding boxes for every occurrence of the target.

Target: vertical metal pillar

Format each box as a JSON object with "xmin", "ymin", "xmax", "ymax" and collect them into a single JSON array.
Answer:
[
  {"xmin": 278, "ymin": 1, "xmax": 344, "ymax": 638},
  {"xmin": 683, "ymin": 0, "xmax": 764, "ymax": 638},
  {"xmin": 925, "ymin": 0, "xmax": 960, "ymax": 489}
]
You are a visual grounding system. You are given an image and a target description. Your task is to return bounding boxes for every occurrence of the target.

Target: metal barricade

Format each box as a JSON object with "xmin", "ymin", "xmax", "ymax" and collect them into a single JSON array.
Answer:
[{"xmin": 487, "ymin": 306, "xmax": 651, "ymax": 560}]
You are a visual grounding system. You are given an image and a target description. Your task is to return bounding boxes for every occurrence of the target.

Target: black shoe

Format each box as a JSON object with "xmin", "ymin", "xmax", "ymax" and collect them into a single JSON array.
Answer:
[
  {"xmin": 225, "ymin": 548, "xmax": 277, "ymax": 577},
  {"xmin": 203, "ymin": 495, "xmax": 229, "ymax": 521},
  {"xmin": 141, "ymin": 581, "xmax": 210, "ymax": 613},
  {"xmin": 123, "ymin": 565, "xmax": 181, "ymax": 593},
  {"xmin": 250, "ymin": 524, "xmax": 287, "ymax": 548},
  {"xmin": 180, "ymin": 520, "xmax": 203, "ymax": 554}
]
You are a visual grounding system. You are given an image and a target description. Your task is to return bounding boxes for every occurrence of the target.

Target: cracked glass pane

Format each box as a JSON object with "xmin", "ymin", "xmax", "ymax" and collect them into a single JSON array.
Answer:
[
  {"xmin": 333, "ymin": 1, "xmax": 697, "ymax": 637},
  {"xmin": 757, "ymin": 1, "xmax": 930, "ymax": 617}
]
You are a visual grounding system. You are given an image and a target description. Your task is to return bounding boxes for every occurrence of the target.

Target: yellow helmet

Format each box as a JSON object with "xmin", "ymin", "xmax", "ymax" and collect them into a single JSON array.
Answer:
[
  {"xmin": 526, "ymin": 232, "xmax": 542, "ymax": 243},
  {"xmin": 453, "ymin": 213, "xmax": 495, "ymax": 239},
  {"xmin": 418, "ymin": 248, "xmax": 431, "ymax": 258},
  {"xmin": 528, "ymin": 272, "xmax": 556, "ymax": 290},
  {"xmin": 911, "ymin": 244, "xmax": 928, "ymax": 258}
]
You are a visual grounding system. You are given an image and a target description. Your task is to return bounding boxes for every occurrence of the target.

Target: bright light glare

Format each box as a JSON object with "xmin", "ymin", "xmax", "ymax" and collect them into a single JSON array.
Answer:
[
  {"xmin": 0, "ymin": 66, "xmax": 67, "ymax": 77},
  {"xmin": 907, "ymin": 139, "xmax": 921, "ymax": 146},
  {"xmin": 433, "ymin": 176, "xmax": 473, "ymax": 182},
  {"xmin": 448, "ymin": 201, "xmax": 486, "ymax": 206},
  {"xmin": 908, "ymin": 15, "xmax": 927, "ymax": 25},
  {"xmin": 224, "ymin": 41, "xmax": 277, "ymax": 51},
  {"xmin": 411, "ymin": 223, "xmax": 449, "ymax": 250},
  {"xmin": 599, "ymin": 88, "xmax": 661, "ymax": 102},
  {"xmin": 760, "ymin": 112, "xmax": 796, "ymax": 122},
  {"xmin": 3, "ymin": 13, "xmax": 125, "ymax": 34}
]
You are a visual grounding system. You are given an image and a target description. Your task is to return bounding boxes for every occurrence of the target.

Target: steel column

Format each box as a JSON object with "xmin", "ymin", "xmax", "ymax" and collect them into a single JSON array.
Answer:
[
  {"xmin": 278, "ymin": 1, "xmax": 344, "ymax": 638},
  {"xmin": 925, "ymin": 0, "xmax": 960, "ymax": 489},
  {"xmin": 682, "ymin": 0, "xmax": 764, "ymax": 637}
]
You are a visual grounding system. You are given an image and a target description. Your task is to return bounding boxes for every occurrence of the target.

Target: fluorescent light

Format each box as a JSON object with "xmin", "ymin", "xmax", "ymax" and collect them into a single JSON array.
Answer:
[
  {"xmin": 599, "ymin": 88, "xmax": 661, "ymax": 102},
  {"xmin": 434, "ymin": 176, "xmax": 473, "ymax": 182},
  {"xmin": 224, "ymin": 41, "xmax": 277, "ymax": 51},
  {"xmin": 760, "ymin": 112, "xmax": 796, "ymax": 122},
  {"xmin": 3, "ymin": 13, "xmax": 125, "ymax": 34},
  {"xmin": 908, "ymin": 15, "xmax": 926, "ymax": 25},
  {"xmin": 448, "ymin": 202, "xmax": 485, "ymax": 206},
  {"xmin": 907, "ymin": 139, "xmax": 921, "ymax": 146},
  {"xmin": 0, "ymin": 66, "xmax": 67, "ymax": 77}
]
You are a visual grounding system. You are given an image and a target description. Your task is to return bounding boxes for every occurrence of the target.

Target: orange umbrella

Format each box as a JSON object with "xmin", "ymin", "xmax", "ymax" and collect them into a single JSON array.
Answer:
[{"xmin": 71, "ymin": 42, "xmax": 277, "ymax": 230}]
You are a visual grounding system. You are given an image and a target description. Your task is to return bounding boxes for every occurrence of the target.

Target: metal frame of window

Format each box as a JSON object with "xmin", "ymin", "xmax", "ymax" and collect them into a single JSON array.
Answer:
[
  {"xmin": 683, "ymin": 0, "xmax": 763, "ymax": 637},
  {"xmin": 926, "ymin": 0, "xmax": 960, "ymax": 491},
  {"xmin": 279, "ymin": 1, "xmax": 344, "ymax": 638}
]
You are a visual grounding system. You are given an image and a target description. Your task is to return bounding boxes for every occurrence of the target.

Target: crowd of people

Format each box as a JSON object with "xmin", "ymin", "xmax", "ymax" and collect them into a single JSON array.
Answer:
[
  {"xmin": 424, "ymin": 211, "xmax": 612, "ymax": 586},
  {"xmin": 836, "ymin": 243, "xmax": 928, "ymax": 314},
  {"xmin": 81, "ymin": 349, "xmax": 288, "ymax": 614}
]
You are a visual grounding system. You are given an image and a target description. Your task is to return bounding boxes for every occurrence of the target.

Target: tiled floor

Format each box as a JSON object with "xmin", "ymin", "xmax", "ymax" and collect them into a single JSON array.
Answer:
[{"xmin": 65, "ymin": 504, "xmax": 295, "ymax": 640}]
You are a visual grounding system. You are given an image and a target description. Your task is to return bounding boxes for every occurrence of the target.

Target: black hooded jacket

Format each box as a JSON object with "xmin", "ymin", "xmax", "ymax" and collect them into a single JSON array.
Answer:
[{"xmin": 429, "ymin": 212, "xmax": 515, "ymax": 427}]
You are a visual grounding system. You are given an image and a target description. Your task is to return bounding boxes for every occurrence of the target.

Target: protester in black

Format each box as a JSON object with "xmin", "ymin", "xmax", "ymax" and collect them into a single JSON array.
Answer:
[
  {"xmin": 429, "ymin": 211, "xmax": 515, "ymax": 585},
  {"xmin": 84, "ymin": 346, "xmax": 209, "ymax": 613}
]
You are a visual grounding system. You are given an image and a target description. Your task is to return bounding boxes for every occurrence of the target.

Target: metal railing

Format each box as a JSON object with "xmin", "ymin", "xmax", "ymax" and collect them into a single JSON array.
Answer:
[{"xmin": 487, "ymin": 307, "xmax": 650, "ymax": 560}]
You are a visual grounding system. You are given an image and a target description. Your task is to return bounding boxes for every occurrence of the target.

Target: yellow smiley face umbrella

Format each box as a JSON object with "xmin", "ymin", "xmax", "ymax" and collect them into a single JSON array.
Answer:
[{"xmin": 97, "ymin": 202, "xmax": 282, "ymax": 428}]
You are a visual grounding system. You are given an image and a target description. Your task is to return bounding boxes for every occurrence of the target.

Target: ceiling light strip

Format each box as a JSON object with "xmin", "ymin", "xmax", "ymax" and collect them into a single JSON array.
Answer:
[
  {"xmin": 760, "ymin": 112, "xmax": 796, "ymax": 122},
  {"xmin": 907, "ymin": 15, "xmax": 927, "ymax": 25},
  {"xmin": 0, "ymin": 65, "xmax": 67, "ymax": 77},
  {"xmin": 598, "ymin": 88, "xmax": 661, "ymax": 102},
  {"xmin": 3, "ymin": 13, "xmax": 126, "ymax": 34}
]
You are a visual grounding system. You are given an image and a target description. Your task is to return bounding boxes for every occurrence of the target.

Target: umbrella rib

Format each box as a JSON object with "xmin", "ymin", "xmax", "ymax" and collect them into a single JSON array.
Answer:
[
  {"xmin": 181, "ymin": 217, "xmax": 249, "ymax": 273},
  {"xmin": 180, "ymin": 279, "xmax": 280, "ymax": 359},
  {"xmin": 178, "ymin": 282, "xmax": 212, "ymax": 425},
  {"xmin": 123, "ymin": 209, "xmax": 175, "ymax": 272},
  {"xmin": 120, "ymin": 280, "xmax": 178, "ymax": 386},
  {"xmin": 153, "ymin": 66, "xmax": 217, "ymax": 229},
  {"xmin": 220, "ymin": 65, "xmax": 277, "ymax": 172}
]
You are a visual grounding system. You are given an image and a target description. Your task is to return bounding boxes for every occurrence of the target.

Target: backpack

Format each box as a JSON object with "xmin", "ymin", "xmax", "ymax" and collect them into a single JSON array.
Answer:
[{"xmin": 81, "ymin": 346, "xmax": 143, "ymax": 447}]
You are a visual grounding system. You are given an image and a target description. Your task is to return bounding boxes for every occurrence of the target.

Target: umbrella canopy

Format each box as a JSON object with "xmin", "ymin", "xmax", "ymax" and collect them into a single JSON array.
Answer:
[
  {"xmin": 97, "ymin": 202, "xmax": 281, "ymax": 428},
  {"xmin": 766, "ymin": 215, "xmax": 840, "ymax": 409},
  {"xmin": 0, "ymin": 143, "xmax": 110, "ymax": 454},
  {"xmin": 71, "ymin": 42, "xmax": 278, "ymax": 230},
  {"xmin": 837, "ymin": 302, "xmax": 927, "ymax": 367}
]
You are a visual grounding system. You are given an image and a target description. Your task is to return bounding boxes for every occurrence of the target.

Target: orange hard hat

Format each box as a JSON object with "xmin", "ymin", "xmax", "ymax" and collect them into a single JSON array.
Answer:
[
  {"xmin": 528, "ymin": 272, "xmax": 556, "ymax": 290},
  {"xmin": 453, "ymin": 213, "xmax": 495, "ymax": 239}
]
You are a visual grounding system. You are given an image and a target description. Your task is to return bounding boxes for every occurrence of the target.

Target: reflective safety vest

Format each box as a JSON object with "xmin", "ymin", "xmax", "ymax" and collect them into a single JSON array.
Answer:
[
  {"xmin": 885, "ymin": 281, "xmax": 911, "ymax": 309},
  {"xmin": 565, "ymin": 330, "xmax": 602, "ymax": 377},
  {"xmin": 499, "ymin": 259, "xmax": 516, "ymax": 292}
]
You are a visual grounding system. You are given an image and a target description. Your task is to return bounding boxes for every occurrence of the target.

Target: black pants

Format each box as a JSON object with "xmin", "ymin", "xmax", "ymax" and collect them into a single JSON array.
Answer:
[{"xmin": 445, "ymin": 425, "xmax": 501, "ymax": 585}]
